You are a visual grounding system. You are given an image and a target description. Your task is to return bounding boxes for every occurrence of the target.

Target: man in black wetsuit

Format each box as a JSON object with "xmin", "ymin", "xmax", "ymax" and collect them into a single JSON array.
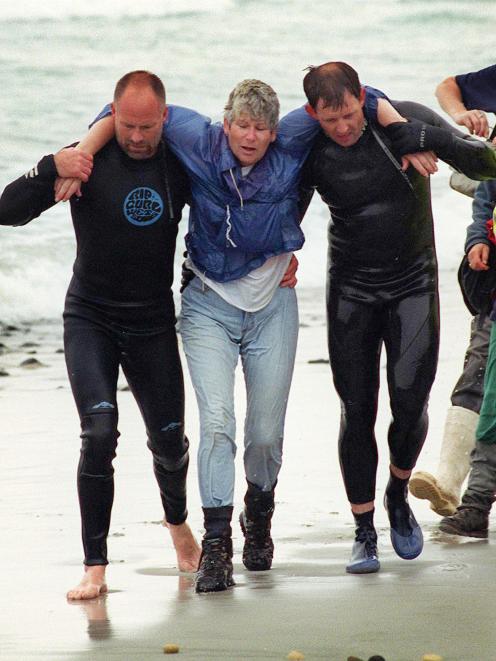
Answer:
[
  {"xmin": 299, "ymin": 61, "xmax": 496, "ymax": 574},
  {"xmin": 0, "ymin": 70, "xmax": 200, "ymax": 599}
]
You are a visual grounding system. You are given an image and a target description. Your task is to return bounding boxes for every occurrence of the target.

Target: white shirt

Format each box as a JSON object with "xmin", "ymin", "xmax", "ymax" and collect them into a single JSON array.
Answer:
[{"xmin": 187, "ymin": 252, "xmax": 292, "ymax": 312}]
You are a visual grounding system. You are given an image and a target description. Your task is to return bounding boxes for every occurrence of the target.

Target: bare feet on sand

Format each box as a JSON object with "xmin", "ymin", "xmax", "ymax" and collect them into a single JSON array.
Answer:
[
  {"xmin": 165, "ymin": 521, "xmax": 201, "ymax": 572},
  {"xmin": 67, "ymin": 565, "xmax": 108, "ymax": 601}
]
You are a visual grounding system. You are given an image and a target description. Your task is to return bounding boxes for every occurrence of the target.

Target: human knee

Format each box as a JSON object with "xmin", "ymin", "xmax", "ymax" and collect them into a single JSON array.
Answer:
[
  {"xmin": 245, "ymin": 407, "xmax": 286, "ymax": 450},
  {"xmin": 246, "ymin": 429, "xmax": 283, "ymax": 452},
  {"xmin": 80, "ymin": 412, "xmax": 119, "ymax": 475},
  {"xmin": 392, "ymin": 396, "xmax": 428, "ymax": 428},
  {"xmin": 147, "ymin": 422, "xmax": 189, "ymax": 471},
  {"xmin": 339, "ymin": 404, "xmax": 376, "ymax": 438},
  {"xmin": 201, "ymin": 417, "xmax": 236, "ymax": 451}
]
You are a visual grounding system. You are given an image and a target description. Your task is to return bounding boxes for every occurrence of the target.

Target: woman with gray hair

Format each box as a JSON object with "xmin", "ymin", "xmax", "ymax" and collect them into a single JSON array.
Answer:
[{"xmin": 179, "ymin": 79, "xmax": 301, "ymax": 593}]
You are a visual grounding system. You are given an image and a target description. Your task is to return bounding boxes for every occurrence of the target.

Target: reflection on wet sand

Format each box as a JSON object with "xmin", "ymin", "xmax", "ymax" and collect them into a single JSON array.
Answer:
[{"xmin": 71, "ymin": 595, "xmax": 113, "ymax": 641}]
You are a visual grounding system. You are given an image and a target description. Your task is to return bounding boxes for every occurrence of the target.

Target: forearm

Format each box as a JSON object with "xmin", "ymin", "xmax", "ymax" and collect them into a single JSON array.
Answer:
[
  {"xmin": 376, "ymin": 98, "xmax": 405, "ymax": 126},
  {"xmin": 435, "ymin": 76, "xmax": 466, "ymax": 118},
  {"xmin": 77, "ymin": 115, "xmax": 115, "ymax": 154},
  {"xmin": 449, "ymin": 138, "xmax": 496, "ymax": 181},
  {"xmin": 385, "ymin": 102, "xmax": 496, "ymax": 178},
  {"xmin": 0, "ymin": 156, "xmax": 57, "ymax": 226}
]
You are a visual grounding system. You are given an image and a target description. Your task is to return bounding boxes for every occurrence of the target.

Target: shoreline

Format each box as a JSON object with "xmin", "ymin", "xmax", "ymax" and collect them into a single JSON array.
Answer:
[{"xmin": 1, "ymin": 278, "xmax": 493, "ymax": 661}]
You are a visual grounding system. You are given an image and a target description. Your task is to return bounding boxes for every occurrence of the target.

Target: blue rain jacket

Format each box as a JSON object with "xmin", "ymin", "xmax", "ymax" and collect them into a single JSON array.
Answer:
[{"xmin": 94, "ymin": 87, "xmax": 383, "ymax": 282}]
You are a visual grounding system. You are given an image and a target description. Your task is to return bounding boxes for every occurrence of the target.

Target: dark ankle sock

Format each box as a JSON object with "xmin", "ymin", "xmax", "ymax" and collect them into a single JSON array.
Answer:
[
  {"xmin": 386, "ymin": 473, "xmax": 409, "ymax": 501},
  {"xmin": 353, "ymin": 508, "xmax": 375, "ymax": 529}
]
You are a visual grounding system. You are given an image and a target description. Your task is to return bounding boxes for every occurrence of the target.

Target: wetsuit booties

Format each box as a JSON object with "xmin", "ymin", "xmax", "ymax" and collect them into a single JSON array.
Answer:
[
  {"xmin": 239, "ymin": 480, "xmax": 275, "ymax": 571},
  {"xmin": 195, "ymin": 506, "xmax": 235, "ymax": 593},
  {"xmin": 384, "ymin": 475, "xmax": 423, "ymax": 560},
  {"xmin": 346, "ymin": 510, "xmax": 380, "ymax": 574}
]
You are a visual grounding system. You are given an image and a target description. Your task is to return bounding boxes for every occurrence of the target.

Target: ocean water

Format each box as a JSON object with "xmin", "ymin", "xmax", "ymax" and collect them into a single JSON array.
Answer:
[{"xmin": 0, "ymin": 0, "xmax": 495, "ymax": 321}]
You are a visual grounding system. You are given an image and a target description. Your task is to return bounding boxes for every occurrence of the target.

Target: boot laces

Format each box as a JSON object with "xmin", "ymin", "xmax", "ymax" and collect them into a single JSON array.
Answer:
[{"xmin": 355, "ymin": 526, "xmax": 378, "ymax": 554}]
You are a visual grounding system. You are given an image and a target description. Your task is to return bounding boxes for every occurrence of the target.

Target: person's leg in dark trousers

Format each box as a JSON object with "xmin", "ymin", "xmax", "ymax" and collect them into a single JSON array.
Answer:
[
  {"xmin": 120, "ymin": 323, "xmax": 200, "ymax": 572},
  {"xmin": 327, "ymin": 289, "xmax": 383, "ymax": 573},
  {"xmin": 64, "ymin": 306, "xmax": 121, "ymax": 600},
  {"xmin": 383, "ymin": 291, "xmax": 439, "ymax": 559}
]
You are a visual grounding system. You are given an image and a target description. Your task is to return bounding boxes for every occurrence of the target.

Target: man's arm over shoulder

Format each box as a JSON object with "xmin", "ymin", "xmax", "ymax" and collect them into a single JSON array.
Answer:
[
  {"xmin": 164, "ymin": 105, "xmax": 217, "ymax": 158},
  {"xmin": 91, "ymin": 102, "xmax": 214, "ymax": 156},
  {"xmin": 276, "ymin": 105, "xmax": 320, "ymax": 155},
  {"xmin": 385, "ymin": 100, "xmax": 496, "ymax": 180},
  {"xmin": 0, "ymin": 155, "xmax": 58, "ymax": 226}
]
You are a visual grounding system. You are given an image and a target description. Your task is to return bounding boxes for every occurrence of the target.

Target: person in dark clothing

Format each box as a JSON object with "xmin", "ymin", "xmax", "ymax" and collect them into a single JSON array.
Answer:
[
  {"xmin": 298, "ymin": 61, "xmax": 496, "ymax": 574},
  {"xmin": 0, "ymin": 70, "xmax": 200, "ymax": 600},
  {"xmin": 410, "ymin": 64, "xmax": 496, "ymax": 517}
]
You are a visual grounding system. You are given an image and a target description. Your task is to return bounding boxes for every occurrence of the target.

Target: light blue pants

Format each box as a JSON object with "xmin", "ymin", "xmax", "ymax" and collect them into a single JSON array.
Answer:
[{"xmin": 179, "ymin": 278, "xmax": 299, "ymax": 508}]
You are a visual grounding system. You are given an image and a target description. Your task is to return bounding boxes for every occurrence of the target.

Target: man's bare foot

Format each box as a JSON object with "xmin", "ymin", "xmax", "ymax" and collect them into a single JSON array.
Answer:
[
  {"xmin": 165, "ymin": 521, "xmax": 201, "ymax": 572},
  {"xmin": 67, "ymin": 565, "xmax": 108, "ymax": 601}
]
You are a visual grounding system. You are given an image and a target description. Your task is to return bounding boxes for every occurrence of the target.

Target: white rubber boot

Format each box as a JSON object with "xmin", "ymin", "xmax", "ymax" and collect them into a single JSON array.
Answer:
[{"xmin": 409, "ymin": 406, "xmax": 478, "ymax": 516}]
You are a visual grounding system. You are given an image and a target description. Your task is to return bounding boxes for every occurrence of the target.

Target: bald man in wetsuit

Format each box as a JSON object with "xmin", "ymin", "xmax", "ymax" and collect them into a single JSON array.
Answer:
[
  {"xmin": 298, "ymin": 61, "xmax": 496, "ymax": 574},
  {"xmin": 0, "ymin": 71, "xmax": 200, "ymax": 600}
]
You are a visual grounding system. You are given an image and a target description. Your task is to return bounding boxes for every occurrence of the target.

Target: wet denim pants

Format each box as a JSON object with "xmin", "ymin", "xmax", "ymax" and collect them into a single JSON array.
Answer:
[{"xmin": 179, "ymin": 277, "xmax": 298, "ymax": 508}]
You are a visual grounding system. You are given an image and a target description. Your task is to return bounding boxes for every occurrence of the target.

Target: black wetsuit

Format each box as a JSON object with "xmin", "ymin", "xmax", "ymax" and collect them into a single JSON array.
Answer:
[
  {"xmin": 300, "ymin": 101, "xmax": 496, "ymax": 505},
  {"xmin": 0, "ymin": 139, "xmax": 190, "ymax": 565}
]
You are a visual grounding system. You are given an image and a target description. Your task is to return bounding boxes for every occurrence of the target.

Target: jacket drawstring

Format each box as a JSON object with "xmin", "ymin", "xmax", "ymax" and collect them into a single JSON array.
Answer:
[
  {"xmin": 225, "ymin": 204, "xmax": 237, "ymax": 247},
  {"xmin": 229, "ymin": 168, "xmax": 244, "ymax": 209},
  {"xmin": 225, "ymin": 168, "xmax": 244, "ymax": 247}
]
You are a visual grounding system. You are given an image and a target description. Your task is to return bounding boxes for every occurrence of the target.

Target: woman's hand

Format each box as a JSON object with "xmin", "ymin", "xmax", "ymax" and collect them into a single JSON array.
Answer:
[
  {"xmin": 54, "ymin": 147, "xmax": 93, "ymax": 180},
  {"xmin": 54, "ymin": 177, "xmax": 83, "ymax": 202}
]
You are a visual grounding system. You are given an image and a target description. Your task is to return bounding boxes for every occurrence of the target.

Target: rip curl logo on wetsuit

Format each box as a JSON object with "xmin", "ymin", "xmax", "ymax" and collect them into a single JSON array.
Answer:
[{"xmin": 123, "ymin": 187, "xmax": 164, "ymax": 226}]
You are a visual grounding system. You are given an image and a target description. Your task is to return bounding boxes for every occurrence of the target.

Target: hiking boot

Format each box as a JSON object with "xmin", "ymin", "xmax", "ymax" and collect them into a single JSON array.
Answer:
[
  {"xmin": 240, "ymin": 481, "xmax": 275, "ymax": 571},
  {"xmin": 195, "ymin": 537, "xmax": 235, "ymax": 593},
  {"xmin": 239, "ymin": 509, "xmax": 274, "ymax": 571},
  {"xmin": 439, "ymin": 506, "xmax": 489, "ymax": 539},
  {"xmin": 346, "ymin": 525, "xmax": 380, "ymax": 574}
]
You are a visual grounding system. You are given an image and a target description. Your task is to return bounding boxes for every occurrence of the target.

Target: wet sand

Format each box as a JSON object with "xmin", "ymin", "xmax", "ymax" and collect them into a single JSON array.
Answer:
[{"xmin": 1, "ymin": 276, "xmax": 494, "ymax": 661}]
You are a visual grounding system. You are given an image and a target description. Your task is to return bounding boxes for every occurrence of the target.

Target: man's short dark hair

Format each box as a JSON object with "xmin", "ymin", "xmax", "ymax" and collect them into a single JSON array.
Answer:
[
  {"xmin": 114, "ymin": 70, "xmax": 166, "ymax": 105},
  {"xmin": 303, "ymin": 62, "xmax": 361, "ymax": 110}
]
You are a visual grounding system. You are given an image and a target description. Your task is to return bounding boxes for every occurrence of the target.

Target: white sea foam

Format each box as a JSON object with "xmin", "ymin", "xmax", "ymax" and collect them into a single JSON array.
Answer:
[{"xmin": 0, "ymin": 0, "xmax": 234, "ymax": 19}]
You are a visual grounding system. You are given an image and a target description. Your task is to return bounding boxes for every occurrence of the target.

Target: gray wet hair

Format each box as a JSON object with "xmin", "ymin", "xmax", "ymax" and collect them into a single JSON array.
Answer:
[{"xmin": 224, "ymin": 79, "xmax": 280, "ymax": 130}]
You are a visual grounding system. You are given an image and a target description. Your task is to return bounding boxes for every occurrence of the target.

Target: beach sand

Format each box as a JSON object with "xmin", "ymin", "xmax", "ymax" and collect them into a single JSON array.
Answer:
[{"xmin": 1, "ymin": 272, "xmax": 494, "ymax": 661}]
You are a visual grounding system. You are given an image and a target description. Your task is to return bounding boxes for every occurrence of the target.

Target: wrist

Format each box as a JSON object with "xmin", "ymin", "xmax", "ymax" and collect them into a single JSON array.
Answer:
[
  {"xmin": 448, "ymin": 106, "xmax": 468, "ymax": 121},
  {"xmin": 42, "ymin": 154, "xmax": 59, "ymax": 179}
]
